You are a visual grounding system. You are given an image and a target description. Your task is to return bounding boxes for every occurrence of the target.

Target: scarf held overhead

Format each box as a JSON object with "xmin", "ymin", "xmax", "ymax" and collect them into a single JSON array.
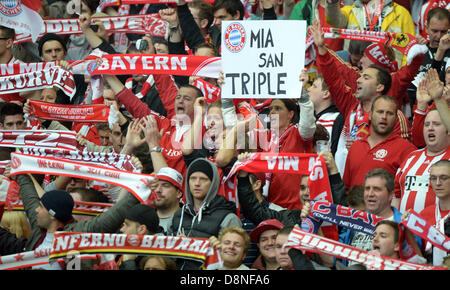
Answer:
[
  {"xmin": 91, "ymin": 54, "xmax": 221, "ymax": 79},
  {"xmin": 0, "ymin": 130, "xmax": 79, "ymax": 151},
  {"xmin": 9, "ymin": 153, "xmax": 153, "ymax": 203},
  {"xmin": 0, "ymin": 66, "xmax": 76, "ymax": 98},
  {"xmin": 13, "ymin": 14, "xmax": 168, "ymax": 44},
  {"xmin": 28, "ymin": 100, "xmax": 110, "ymax": 123}
]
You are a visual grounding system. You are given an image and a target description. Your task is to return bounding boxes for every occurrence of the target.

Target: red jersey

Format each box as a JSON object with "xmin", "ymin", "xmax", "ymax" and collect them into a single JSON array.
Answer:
[
  {"xmin": 396, "ymin": 146, "xmax": 450, "ymax": 213},
  {"xmin": 261, "ymin": 124, "xmax": 313, "ymax": 210},
  {"xmin": 343, "ymin": 133, "xmax": 417, "ymax": 189},
  {"xmin": 420, "ymin": 203, "xmax": 450, "ymax": 227}
]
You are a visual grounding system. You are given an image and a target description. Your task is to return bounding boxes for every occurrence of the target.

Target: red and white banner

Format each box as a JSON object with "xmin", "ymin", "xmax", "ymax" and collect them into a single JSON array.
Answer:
[
  {"xmin": 400, "ymin": 210, "xmax": 450, "ymax": 253},
  {"xmin": 321, "ymin": 28, "xmax": 425, "ymax": 65},
  {"xmin": 28, "ymin": 100, "xmax": 110, "ymax": 123},
  {"xmin": 13, "ymin": 14, "xmax": 168, "ymax": 44},
  {"xmin": 9, "ymin": 153, "xmax": 154, "ymax": 203},
  {"xmin": 50, "ymin": 232, "xmax": 223, "ymax": 270},
  {"xmin": 97, "ymin": 0, "xmax": 215, "ymax": 12},
  {"xmin": 0, "ymin": 130, "xmax": 79, "ymax": 151},
  {"xmin": 0, "ymin": 61, "xmax": 56, "ymax": 76},
  {"xmin": 192, "ymin": 78, "xmax": 221, "ymax": 103},
  {"xmin": 16, "ymin": 147, "xmax": 140, "ymax": 172},
  {"xmin": 0, "ymin": 67, "xmax": 76, "ymax": 98},
  {"xmin": 0, "ymin": 248, "xmax": 58, "ymax": 270},
  {"xmin": 0, "ymin": 0, "xmax": 44, "ymax": 42},
  {"xmin": 285, "ymin": 227, "xmax": 446, "ymax": 270},
  {"xmin": 223, "ymin": 153, "xmax": 331, "ymax": 216},
  {"xmin": 91, "ymin": 54, "xmax": 221, "ymax": 79}
]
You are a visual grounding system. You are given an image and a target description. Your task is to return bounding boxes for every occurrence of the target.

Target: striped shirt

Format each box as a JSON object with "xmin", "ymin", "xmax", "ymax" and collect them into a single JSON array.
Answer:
[{"xmin": 395, "ymin": 147, "xmax": 450, "ymax": 213}]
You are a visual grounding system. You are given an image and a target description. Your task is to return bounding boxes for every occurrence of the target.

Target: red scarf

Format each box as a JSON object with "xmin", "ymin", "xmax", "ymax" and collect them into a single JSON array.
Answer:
[
  {"xmin": 91, "ymin": 54, "xmax": 221, "ymax": 79},
  {"xmin": 222, "ymin": 153, "xmax": 332, "ymax": 216},
  {"xmin": 28, "ymin": 100, "xmax": 111, "ymax": 123},
  {"xmin": 13, "ymin": 14, "xmax": 167, "ymax": 44}
]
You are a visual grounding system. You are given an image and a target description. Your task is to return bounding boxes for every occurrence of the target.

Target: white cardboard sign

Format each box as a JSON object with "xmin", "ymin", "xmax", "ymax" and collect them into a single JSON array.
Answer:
[{"xmin": 221, "ymin": 20, "xmax": 306, "ymax": 99}]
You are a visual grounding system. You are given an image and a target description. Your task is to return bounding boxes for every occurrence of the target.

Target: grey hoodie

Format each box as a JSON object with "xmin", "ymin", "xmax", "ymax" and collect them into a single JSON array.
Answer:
[{"xmin": 172, "ymin": 158, "xmax": 242, "ymax": 238}]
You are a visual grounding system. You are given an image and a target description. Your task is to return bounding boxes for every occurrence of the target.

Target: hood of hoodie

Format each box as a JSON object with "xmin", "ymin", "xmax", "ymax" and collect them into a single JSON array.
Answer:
[{"xmin": 184, "ymin": 158, "xmax": 220, "ymax": 209}]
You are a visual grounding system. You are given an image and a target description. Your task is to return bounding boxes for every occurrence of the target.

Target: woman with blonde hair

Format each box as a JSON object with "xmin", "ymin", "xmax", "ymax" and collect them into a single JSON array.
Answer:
[{"xmin": 1, "ymin": 211, "xmax": 31, "ymax": 239}]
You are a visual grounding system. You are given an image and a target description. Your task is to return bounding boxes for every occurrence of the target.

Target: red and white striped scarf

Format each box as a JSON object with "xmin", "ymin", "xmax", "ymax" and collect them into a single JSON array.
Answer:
[
  {"xmin": 13, "ymin": 14, "xmax": 168, "ymax": 44},
  {"xmin": 0, "ymin": 66, "xmax": 76, "ymax": 98},
  {"xmin": 222, "ymin": 153, "xmax": 332, "ymax": 215},
  {"xmin": 125, "ymin": 75, "xmax": 154, "ymax": 99},
  {"xmin": 9, "ymin": 153, "xmax": 153, "ymax": 203},
  {"xmin": 0, "ymin": 130, "xmax": 79, "ymax": 151}
]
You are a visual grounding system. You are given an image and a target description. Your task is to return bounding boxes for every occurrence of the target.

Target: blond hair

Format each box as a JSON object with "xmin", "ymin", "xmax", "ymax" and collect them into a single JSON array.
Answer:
[{"xmin": 1, "ymin": 211, "xmax": 31, "ymax": 239}]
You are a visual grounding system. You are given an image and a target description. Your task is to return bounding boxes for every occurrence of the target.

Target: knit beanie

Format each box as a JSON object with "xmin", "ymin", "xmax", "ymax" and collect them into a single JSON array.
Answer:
[
  {"xmin": 187, "ymin": 158, "xmax": 214, "ymax": 181},
  {"xmin": 364, "ymin": 43, "xmax": 398, "ymax": 73},
  {"xmin": 38, "ymin": 33, "xmax": 67, "ymax": 57},
  {"xmin": 125, "ymin": 204, "xmax": 162, "ymax": 234},
  {"xmin": 40, "ymin": 190, "xmax": 74, "ymax": 223}
]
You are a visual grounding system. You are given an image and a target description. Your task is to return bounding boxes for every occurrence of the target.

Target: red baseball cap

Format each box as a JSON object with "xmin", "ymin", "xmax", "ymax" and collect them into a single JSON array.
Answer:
[{"xmin": 249, "ymin": 219, "xmax": 284, "ymax": 243}]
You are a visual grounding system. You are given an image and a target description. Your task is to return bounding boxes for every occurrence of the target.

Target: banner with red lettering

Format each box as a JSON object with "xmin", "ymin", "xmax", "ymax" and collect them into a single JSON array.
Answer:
[
  {"xmin": 223, "ymin": 153, "xmax": 330, "ymax": 232},
  {"xmin": 0, "ymin": 67, "xmax": 76, "ymax": 98},
  {"xmin": 285, "ymin": 226, "xmax": 446, "ymax": 270},
  {"xmin": 16, "ymin": 147, "xmax": 140, "ymax": 173},
  {"xmin": 91, "ymin": 54, "xmax": 221, "ymax": 79},
  {"xmin": 9, "ymin": 153, "xmax": 154, "ymax": 203},
  {"xmin": 28, "ymin": 100, "xmax": 110, "ymax": 123},
  {"xmin": 13, "ymin": 14, "xmax": 168, "ymax": 44},
  {"xmin": 50, "ymin": 232, "xmax": 223, "ymax": 270},
  {"xmin": 0, "ymin": 130, "xmax": 79, "ymax": 151}
]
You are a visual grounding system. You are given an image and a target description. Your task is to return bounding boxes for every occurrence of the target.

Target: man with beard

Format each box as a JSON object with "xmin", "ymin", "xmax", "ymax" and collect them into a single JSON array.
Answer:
[
  {"xmin": 152, "ymin": 167, "xmax": 184, "ymax": 235},
  {"xmin": 343, "ymin": 95, "xmax": 417, "ymax": 189}
]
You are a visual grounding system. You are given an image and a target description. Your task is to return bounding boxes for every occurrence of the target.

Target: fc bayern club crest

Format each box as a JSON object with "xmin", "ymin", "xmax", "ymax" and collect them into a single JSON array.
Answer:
[
  {"xmin": 0, "ymin": 0, "xmax": 23, "ymax": 16},
  {"xmin": 224, "ymin": 22, "xmax": 246, "ymax": 53}
]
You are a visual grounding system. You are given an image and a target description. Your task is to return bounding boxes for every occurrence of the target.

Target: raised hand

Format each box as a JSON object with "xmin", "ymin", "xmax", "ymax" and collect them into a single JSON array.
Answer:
[{"xmin": 140, "ymin": 115, "xmax": 163, "ymax": 148}]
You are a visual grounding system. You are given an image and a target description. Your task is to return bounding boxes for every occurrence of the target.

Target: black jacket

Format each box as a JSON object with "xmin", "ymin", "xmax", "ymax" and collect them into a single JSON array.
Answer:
[{"xmin": 0, "ymin": 227, "xmax": 27, "ymax": 256}]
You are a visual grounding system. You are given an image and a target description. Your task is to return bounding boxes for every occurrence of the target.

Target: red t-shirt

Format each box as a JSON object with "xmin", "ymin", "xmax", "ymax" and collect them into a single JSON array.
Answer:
[
  {"xmin": 263, "ymin": 124, "xmax": 313, "ymax": 210},
  {"xmin": 343, "ymin": 133, "xmax": 417, "ymax": 189}
]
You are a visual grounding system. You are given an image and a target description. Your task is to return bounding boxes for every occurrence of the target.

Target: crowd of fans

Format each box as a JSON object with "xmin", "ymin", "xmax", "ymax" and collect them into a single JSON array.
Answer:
[{"xmin": 0, "ymin": 0, "xmax": 449, "ymax": 271}]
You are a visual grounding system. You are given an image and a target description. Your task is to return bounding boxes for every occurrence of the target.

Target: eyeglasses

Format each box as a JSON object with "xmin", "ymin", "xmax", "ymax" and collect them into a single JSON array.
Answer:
[
  {"xmin": 430, "ymin": 175, "xmax": 450, "ymax": 183},
  {"xmin": 0, "ymin": 37, "xmax": 9, "ymax": 40}
]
